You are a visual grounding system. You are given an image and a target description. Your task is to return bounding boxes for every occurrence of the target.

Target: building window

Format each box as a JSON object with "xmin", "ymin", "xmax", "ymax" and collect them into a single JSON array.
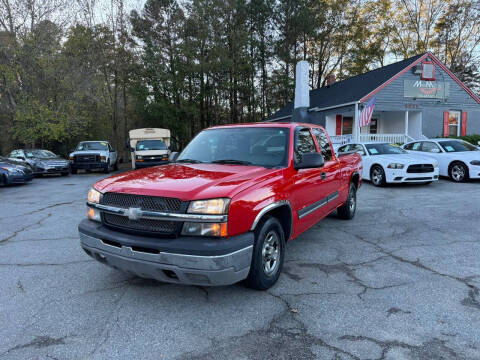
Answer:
[
  {"xmin": 448, "ymin": 111, "xmax": 461, "ymax": 136},
  {"xmin": 421, "ymin": 61, "xmax": 435, "ymax": 81},
  {"xmin": 369, "ymin": 119, "xmax": 378, "ymax": 134},
  {"xmin": 342, "ymin": 117, "xmax": 353, "ymax": 135}
]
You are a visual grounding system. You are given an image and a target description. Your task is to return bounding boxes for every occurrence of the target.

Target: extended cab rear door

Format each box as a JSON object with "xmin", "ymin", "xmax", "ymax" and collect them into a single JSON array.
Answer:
[{"xmin": 311, "ymin": 127, "xmax": 342, "ymax": 210}]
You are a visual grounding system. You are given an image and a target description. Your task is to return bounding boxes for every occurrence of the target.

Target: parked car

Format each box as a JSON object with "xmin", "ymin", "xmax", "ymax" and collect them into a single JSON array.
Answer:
[
  {"xmin": 8, "ymin": 149, "xmax": 71, "ymax": 176},
  {"xmin": 69, "ymin": 141, "xmax": 118, "ymax": 174},
  {"xmin": 337, "ymin": 142, "xmax": 439, "ymax": 186},
  {"xmin": 78, "ymin": 122, "xmax": 362, "ymax": 290},
  {"xmin": 0, "ymin": 156, "xmax": 34, "ymax": 186},
  {"xmin": 402, "ymin": 138, "xmax": 480, "ymax": 182}
]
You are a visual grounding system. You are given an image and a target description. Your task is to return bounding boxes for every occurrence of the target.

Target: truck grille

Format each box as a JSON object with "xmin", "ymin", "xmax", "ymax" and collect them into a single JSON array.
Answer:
[
  {"xmin": 407, "ymin": 164, "xmax": 434, "ymax": 173},
  {"xmin": 100, "ymin": 193, "xmax": 184, "ymax": 235},
  {"xmin": 75, "ymin": 154, "xmax": 100, "ymax": 163}
]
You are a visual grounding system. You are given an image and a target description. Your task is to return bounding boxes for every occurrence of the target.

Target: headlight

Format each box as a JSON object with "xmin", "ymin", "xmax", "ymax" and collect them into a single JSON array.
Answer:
[
  {"xmin": 87, "ymin": 207, "xmax": 101, "ymax": 222},
  {"xmin": 1, "ymin": 166, "xmax": 17, "ymax": 173},
  {"xmin": 187, "ymin": 198, "xmax": 230, "ymax": 214},
  {"xmin": 181, "ymin": 222, "xmax": 228, "ymax": 237},
  {"xmin": 87, "ymin": 188, "xmax": 102, "ymax": 204},
  {"xmin": 136, "ymin": 155, "xmax": 143, "ymax": 160},
  {"xmin": 470, "ymin": 160, "xmax": 480, "ymax": 166},
  {"xmin": 100, "ymin": 156, "xmax": 107, "ymax": 162},
  {"xmin": 387, "ymin": 163, "xmax": 404, "ymax": 169}
]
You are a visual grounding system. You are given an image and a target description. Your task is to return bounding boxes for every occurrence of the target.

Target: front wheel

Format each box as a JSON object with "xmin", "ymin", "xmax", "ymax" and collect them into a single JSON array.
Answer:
[
  {"xmin": 449, "ymin": 162, "xmax": 468, "ymax": 182},
  {"xmin": 0, "ymin": 175, "xmax": 6, "ymax": 187},
  {"xmin": 370, "ymin": 165, "xmax": 386, "ymax": 187},
  {"xmin": 245, "ymin": 217, "xmax": 285, "ymax": 290},
  {"xmin": 337, "ymin": 183, "xmax": 357, "ymax": 219}
]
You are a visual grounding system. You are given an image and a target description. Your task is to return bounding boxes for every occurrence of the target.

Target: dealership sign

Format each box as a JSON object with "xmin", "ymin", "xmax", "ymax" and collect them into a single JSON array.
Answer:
[{"xmin": 404, "ymin": 80, "xmax": 449, "ymax": 99}]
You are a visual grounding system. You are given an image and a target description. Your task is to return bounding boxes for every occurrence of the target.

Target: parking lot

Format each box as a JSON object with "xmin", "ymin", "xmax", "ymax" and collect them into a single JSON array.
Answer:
[{"xmin": 0, "ymin": 173, "xmax": 479, "ymax": 360}]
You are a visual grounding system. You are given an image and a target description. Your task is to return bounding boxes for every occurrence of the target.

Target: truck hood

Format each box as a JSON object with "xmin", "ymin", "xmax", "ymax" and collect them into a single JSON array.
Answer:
[{"xmin": 94, "ymin": 163, "xmax": 282, "ymax": 200}]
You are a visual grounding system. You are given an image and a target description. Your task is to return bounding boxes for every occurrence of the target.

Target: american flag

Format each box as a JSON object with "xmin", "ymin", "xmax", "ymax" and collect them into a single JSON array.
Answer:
[{"xmin": 359, "ymin": 97, "xmax": 376, "ymax": 127}]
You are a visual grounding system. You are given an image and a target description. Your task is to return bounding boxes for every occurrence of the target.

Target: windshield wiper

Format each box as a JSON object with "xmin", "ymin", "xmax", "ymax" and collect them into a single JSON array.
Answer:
[
  {"xmin": 176, "ymin": 159, "xmax": 204, "ymax": 163},
  {"xmin": 211, "ymin": 159, "xmax": 253, "ymax": 165}
]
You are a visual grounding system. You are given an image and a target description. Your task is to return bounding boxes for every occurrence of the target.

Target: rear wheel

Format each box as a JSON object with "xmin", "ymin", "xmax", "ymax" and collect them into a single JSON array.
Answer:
[
  {"xmin": 0, "ymin": 174, "xmax": 6, "ymax": 187},
  {"xmin": 449, "ymin": 162, "xmax": 468, "ymax": 182},
  {"xmin": 370, "ymin": 165, "xmax": 386, "ymax": 187},
  {"xmin": 245, "ymin": 217, "xmax": 285, "ymax": 290},
  {"xmin": 337, "ymin": 183, "xmax": 357, "ymax": 219}
]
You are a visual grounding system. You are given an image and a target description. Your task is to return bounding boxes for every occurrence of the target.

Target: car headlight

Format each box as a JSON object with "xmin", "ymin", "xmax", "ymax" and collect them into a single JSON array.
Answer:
[
  {"xmin": 1, "ymin": 166, "xmax": 17, "ymax": 173},
  {"xmin": 181, "ymin": 222, "xmax": 228, "ymax": 237},
  {"xmin": 136, "ymin": 155, "xmax": 143, "ymax": 160},
  {"xmin": 187, "ymin": 198, "xmax": 230, "ymax": 214},
  {"xmin": 387, "ymin": 163, "xmax": 404, "ymax": 169},
  {"xmin": 470, "ymin": 160, "xmax": 480, "ymax": 166},
  {"xmin": 87, "ymin": 188, "xmax": 102, "ymax": 204},
  {"xmin": 100, "ymin": 156, "xmax": 107, "ymax": 162}
]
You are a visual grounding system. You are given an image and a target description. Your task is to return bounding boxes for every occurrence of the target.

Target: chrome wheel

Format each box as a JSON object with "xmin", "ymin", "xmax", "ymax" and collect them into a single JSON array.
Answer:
[
  {"xmin": 451, "ymin": 164, "xmax": 466, "ymax": 182},
  {"xmin": 371, "ymin": 167, "xmax": 383, "ymax": 186},
  {"xmin": 349, "ymin": 190, "xmax": 356, "ymax": 213},
  {"xmin": 262, "ymin": 230, "xmax": 280, "ymax": 276}
]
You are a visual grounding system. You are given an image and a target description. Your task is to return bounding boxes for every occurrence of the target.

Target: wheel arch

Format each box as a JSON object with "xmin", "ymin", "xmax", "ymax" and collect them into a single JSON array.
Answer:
[
  {"xmin": 250, "ymin": 201, "xmax": 293, "ymax": 241},
  {"xmin": 351, "ymin": 171, "xmax": 360, "ymax": 189}
]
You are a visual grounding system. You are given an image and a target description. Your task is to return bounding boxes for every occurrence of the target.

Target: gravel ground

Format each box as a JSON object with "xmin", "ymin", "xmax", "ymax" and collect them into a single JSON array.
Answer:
[{"xmin": 0, "ymin": 171, "xmax": 479, "ymax": 360}]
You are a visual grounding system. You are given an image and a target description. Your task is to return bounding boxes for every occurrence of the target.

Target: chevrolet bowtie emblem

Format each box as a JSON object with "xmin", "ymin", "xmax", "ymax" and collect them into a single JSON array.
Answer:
[{"xmin": 125, "ymin": 207, "xmax": 142, "ymax": 221}]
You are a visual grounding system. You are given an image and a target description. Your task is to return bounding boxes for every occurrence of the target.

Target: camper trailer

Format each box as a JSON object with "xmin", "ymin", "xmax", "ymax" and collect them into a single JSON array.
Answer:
[{"xmin": 127, "ymin": 128, "xmax": 171, "ymax": 169}]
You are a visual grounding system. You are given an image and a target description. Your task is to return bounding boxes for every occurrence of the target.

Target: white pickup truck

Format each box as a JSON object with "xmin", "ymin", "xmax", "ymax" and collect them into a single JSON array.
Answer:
[{"xmin": 127, "ymin": 128, "xmax": 171, "ymax": 169}]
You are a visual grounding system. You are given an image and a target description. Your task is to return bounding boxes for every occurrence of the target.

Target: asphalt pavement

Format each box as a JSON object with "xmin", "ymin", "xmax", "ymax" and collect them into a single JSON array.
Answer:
[{"xmin": 0, "ymin": 171, "xmax": 479, "ymax": 360}]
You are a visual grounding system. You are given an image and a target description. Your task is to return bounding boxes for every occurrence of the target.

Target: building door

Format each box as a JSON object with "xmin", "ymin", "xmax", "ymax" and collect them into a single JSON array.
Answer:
[
  {"xmin": 342, "ymin": 117, "xmax": 353, "ymax": 135},
  {"xmin": 369, "ymin": 119, "xmax": 378, "ymax": 134}
]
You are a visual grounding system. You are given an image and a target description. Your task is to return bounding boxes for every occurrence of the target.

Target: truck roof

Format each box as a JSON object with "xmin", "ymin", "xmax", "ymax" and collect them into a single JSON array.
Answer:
[{"xmin": 208, "ymin": 122, "xmax": 324, "ymax": 130}]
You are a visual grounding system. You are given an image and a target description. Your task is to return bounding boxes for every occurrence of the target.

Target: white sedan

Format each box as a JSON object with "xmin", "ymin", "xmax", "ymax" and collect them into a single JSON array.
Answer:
[
  {"xmin": 337, "ymin": 142, "xmax": 439, "ymax": 186},
  {"xmin": 402, "ymin": 138, "xmax": 480, "ymax": 182}
]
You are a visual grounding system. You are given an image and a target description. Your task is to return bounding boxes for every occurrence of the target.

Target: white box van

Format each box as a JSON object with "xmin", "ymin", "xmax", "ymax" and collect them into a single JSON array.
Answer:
[{"xmin": 127, "ymin": 128, "xmax": 171, "ymax": 169}]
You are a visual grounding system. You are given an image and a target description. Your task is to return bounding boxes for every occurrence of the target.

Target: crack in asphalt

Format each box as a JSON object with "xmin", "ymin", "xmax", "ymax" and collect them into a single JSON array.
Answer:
[
  {"xmin": 1, "ymin": 336, "xmax": 67, "ymax": 357},
  {"xmin": 0, "ymin": 201, "xmax": 79, "ymax": 219},
  {"xmin": 340, "ymin": 228, "xmax": 480, "ymax": 312},
  {"xmin": 0, "ymin": 259, "xmax": 94, "ymax": 267},
  {"xmin": 0, "ymin": 213, "xmax": 52, "ymax": 245},
  {"xmin": 386, "ymin": 307, "xmax": 411, "ymax": 317},
  {"xmin": 339, "ymin": 335, "xmax": 464, "ymax": 360}
]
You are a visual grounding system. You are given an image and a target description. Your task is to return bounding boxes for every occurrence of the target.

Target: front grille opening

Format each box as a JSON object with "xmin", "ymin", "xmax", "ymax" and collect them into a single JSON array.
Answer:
[
  {"xmin": 407, "ymin": 164, "xmax": 434, "ymax": 173},
  {"xmin": 131, "ymin": 246, "xmax": 160, "ymax": 254},
  {"xmin": 102, "ymin": 239, "xmax": 122, "ymax": 248},
  {"xmin": 163, "ymin": 270, "xmax": 178, "ymax": 280}
]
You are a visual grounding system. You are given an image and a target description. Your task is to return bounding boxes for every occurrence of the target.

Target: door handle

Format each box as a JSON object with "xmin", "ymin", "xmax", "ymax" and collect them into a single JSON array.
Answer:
[{"xmin": 321, "ymin": 172, "xmax": 326, "ymax": 180}]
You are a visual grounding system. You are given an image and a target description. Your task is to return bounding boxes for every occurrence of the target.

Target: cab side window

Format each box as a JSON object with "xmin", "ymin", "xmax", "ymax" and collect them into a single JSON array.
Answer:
[
  {"xmin": 351, "ymin": 144, "xmax": 366, "ymax": 155},
  {"xmin": 421, "ymin": 142, "xmax": 441, "ymax": 153},
  {"xmin": 312, "ymin": 128, "xmax": 333, "ymax": 162},
  {"xmin": 295, "ymin": 128, "xmax": 316, "ymax": 163},
  {"xmin": 337, "ymin": 145, "xmax": 349, "ymax": 153}
]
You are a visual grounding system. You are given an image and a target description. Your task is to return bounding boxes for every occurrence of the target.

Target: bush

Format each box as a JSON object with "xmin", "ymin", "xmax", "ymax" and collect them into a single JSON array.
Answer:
[{"xmin": 449, "ymin": 134, "xmax": 480, "ymax": 146}]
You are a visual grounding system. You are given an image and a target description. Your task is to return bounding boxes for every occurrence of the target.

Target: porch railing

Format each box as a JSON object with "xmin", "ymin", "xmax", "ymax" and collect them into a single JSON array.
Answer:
[
  {"xmin": 358, "ymin": 133, "xmax": 408, "ymax": 144},
  {"xmin": 329, "ymin": 133, "xmax": 414, "ymax": 145}
]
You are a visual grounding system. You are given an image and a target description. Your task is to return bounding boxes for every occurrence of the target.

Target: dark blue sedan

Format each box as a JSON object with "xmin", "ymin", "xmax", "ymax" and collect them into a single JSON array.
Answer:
[{"xmin": 0, "ymin": 156, "xmax": 34, "ymax": 186}]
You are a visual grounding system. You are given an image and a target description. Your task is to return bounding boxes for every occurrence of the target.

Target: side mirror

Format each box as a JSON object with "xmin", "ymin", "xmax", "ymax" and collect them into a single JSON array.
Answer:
[
  {"xmin": 477, "ymin": 141, "xmax": 480, "ymax": 146},
  {"xmin": 295, "ymin": 153, "xmax": 324, "ymax": 169},
  {"xmin": 169, "ymin": 152, "xmax": 179, "ymax": 162}
]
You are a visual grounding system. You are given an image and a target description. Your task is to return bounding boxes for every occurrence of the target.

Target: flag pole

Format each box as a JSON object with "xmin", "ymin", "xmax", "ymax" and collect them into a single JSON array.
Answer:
[{"xmin": 354, "ymin": 102, "xmax": 359, "ymax": 142}]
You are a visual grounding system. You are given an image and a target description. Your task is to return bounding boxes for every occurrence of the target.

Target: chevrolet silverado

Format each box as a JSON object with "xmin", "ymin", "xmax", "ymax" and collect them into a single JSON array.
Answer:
[{"xmin": 79, "ymin": 123, "xmax": 362, "ymax": 290}]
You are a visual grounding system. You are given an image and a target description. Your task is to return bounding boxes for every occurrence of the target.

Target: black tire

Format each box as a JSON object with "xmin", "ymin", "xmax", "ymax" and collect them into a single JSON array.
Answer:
[
  {"xmin": 449, "ymin": 162, "xmax": 468, "ymax": 183},
  {"xmin": 103, "ymin": 165, "xmax": 110, "ymax": 174},
  {"xmin": 61, "ymin": 171, "xmax": 70, "ymax": 177},
  {"xmin": 71, "ymin": 168, "xmax": 78, "ymax": 174},
  {"xmin": 337, "ymin": 183, "xmax": 357, "ymax": 220},
  {"xmin": 370, "ymin": 165, "xmax": 386, "ymax": 187},
  {"xmin": 113, "ymin": 162, "xmax": 118, "ymax": 171},
  {"xmin": 0, "ymin": 174, "xmax": 6, "ymax": 187},
  {"xmin": 245, "ymin": 216, "xmax": 285, "ymax": 290}
]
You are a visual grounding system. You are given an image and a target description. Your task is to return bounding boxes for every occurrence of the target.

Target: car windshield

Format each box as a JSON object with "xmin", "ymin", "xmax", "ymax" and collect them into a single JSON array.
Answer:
[
  {"xmin": 136, "ymin": 140, "xmax": 167, "ymax": 151},
  {"xmin": 438, "ymin": 140, "xmax": 478, "ymax": 152},
  {"xmin": 177, "ymin": 127, "xmax": 290, "ymax": 168},
  {"xmin": 365, "ymin": 143, "xmax": 406, "ymax": 155},
  {"xmin": 25, "ymin": 150, "xmax": 57, "ymax": 158},
  {"xmin": 76, "ymin": 142, "xmax": 108, "ymax": 151}
]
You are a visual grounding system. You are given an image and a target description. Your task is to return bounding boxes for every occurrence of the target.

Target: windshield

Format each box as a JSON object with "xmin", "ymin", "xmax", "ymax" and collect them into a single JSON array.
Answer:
[
  {"xmin": 76, "ymin": 142, "xmax": 108, "ymax": 151},
  {"xmin": 439, "ymin": 140, "xmax": 478, "ymax": 152},
  {"xmin": 365, "ymin": 143, "xmax": 406, "ymax": 155},
  {"xmin": 25, "ymin": 150, "xmax": 57, "ymax": 158},
  {"xmin": 136, "ymin": 140, "xmax": 167, "ymax": 151},
  {"xmin": 177, "ymin": 127, "xmax": 290, "ymax": 168}
]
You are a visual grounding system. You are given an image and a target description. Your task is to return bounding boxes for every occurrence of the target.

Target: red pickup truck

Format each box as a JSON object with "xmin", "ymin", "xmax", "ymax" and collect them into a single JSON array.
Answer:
[{"xmin": 79, "ymin": 123, "xmax": 362, "ymax": 289}]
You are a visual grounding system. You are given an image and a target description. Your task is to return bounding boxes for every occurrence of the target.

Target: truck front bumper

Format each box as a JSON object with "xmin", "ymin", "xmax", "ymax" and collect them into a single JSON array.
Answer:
[
  {"xmin": 71, "ymin": 162, "xmax": 107, "ymax": 170},
  {"xmin": 78, "ymin": 219, "xmax": 253, "ymax": 286}
]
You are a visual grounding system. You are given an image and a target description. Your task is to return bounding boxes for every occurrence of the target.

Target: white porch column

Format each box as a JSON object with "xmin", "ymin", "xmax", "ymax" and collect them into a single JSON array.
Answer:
[
  {"xmin": 404, "ymin": 110, "xmax": 409, "ymax": 140},
  {"xmin": 354, "ymin": 102, "xmax": 359, "ymax": 141}
]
